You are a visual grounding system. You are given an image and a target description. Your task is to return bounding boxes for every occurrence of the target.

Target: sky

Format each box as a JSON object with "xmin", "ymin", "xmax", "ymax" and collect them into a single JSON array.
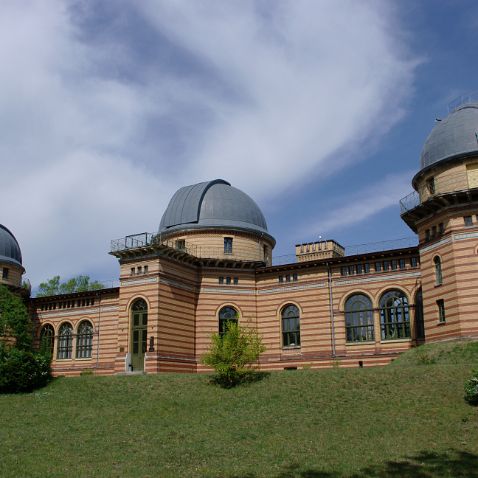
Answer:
[{"xmin": 1, "ymin": 0, "xmax": 477, "ymax": 287}]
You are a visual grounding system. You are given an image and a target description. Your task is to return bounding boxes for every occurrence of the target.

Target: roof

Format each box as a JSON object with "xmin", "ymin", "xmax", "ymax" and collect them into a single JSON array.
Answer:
[
  {"xmin": 159, "ymin": 179, "xmax": 274, "ymax": 243},
  {"xmin": 420, "ymin": 104, "xmax": 478, "ymax": 170},
  {"xmin": 0, "ymin": 224, "xmax": 22, "ymax": 268}
]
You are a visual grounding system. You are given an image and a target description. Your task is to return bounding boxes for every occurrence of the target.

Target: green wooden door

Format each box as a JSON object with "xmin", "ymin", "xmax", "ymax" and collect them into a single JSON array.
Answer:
[{"xmin": 131, "ymin": 300, "xmax": 148, "ymax": 371}]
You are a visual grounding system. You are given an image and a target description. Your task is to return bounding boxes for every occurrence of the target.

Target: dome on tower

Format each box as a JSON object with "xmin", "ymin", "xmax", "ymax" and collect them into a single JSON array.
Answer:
[
  {"xmin": 0, "ymin": 224, "xmax": 22, "ymax": 267},
  {"xmin": 159, "ymin": 179, "xmax": 274, "ymax": 243},
  {"xmin": 420, "ymin": 103, "xmax": 478, "ymax": 170}
]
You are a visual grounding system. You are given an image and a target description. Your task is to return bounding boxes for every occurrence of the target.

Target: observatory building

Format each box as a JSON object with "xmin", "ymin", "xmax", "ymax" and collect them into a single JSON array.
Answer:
[{"xmin": 3, "ymin": 99, "xmax": 478, "ymax": 375}]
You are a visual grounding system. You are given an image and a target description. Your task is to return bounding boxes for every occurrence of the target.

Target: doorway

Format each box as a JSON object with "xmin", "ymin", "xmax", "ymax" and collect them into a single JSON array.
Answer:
[{"xmin": 131, "ymin": 298, "xmax": 148, "ymax": 371}]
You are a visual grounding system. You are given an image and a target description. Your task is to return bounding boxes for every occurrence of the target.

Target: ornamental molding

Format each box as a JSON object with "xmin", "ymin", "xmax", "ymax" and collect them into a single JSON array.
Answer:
[
  {"xmin": 201, "ymin": 287, "xmax": 255, "ymax": 295},
  {"xmin": 258, "ymin": 282, "xmax": 327, "ymax": 295},
  {"xmin": 334, "ymin": 271, "xmax": 421, "ymax": 287},
  {"xmin": 120, "ymin": 276, "xmax": 159, "ymax": 287},
  {"xmin": 38, "ymin": 305, "xmax": 119, "ymax": 319},
  {"xmin": 419, "ymin": 236, "xmax": 452, "ymax": 253},
  {"xmin": 159, "ymin": 277, "xmax": 196, "ymax": 293},
  {"xmin": 453, "ymin": 231, "xmax": 478, "ymax": 241}
]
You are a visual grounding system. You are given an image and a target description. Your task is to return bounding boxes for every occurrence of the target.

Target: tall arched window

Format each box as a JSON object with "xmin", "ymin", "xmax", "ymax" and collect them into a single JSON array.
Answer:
[
  {"xmin": 218, "ymin": 306, "xmax": 238, "ymax": 335},
  {"xmin": 76, "ymin": 320, "xmax": 93, "ymax": 358},
  {"xmin": 345, "ymin": 294, "xmax": 374, "ymax": 342},
  {"xmin": 434, "ymin": 256, "xmax": 443, "ymax": 285},
  {"xmin": 379, "ymin": 290, "xmax": 410, "ymax": 340},
  {"xmin": 281, "ymin": 304, "xmax": 300, "ymax": 347},
  {"xmin": 57, "ymin": 322, "xmax": 73, "ymax": 359},
  {"xmin": 39, "ymin": 324, "xmax": 54, "ymax": 356}
]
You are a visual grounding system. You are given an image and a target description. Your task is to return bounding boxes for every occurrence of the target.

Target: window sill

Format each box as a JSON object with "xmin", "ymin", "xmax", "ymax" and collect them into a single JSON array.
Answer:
[
  {"xmin": 346, "ymin": 341, "xmax": 375, "ymax": 346},
  {"xmin": 282, "ymin": 345, "xmax": 301, "ymax": 350},
  {"xmin": 436, "ymin": 321, "xmax": 446, "ymax": 326},
  {"xmin": 434, "ymin": 283, "xmax": 443, "ymax": 288},
  {"xmin": 380, "ymin": 338, "xmax": 411, "ymax": 343}
]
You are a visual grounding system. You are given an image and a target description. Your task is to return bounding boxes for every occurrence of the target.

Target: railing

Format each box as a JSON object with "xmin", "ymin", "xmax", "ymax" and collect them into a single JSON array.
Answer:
[
  {"xmin": 399, "ymin": 191, "xmax": 420, "ymax": 213},
  {"xmin": 272, "ymin": 237, "xmax": 418, "ymax": 266},
  {"xmin": 448, "ymin": 91, "xmax": 478, "ymax": 113},
  {"xmin": 111, "ymin": 233, "xmax": 267, "ymax": 263}
]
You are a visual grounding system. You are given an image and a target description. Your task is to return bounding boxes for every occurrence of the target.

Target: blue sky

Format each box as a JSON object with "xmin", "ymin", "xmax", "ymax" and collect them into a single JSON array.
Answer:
[{"xmin": 1, "ymin": 0, "xmax": 477, "ymax": 286}]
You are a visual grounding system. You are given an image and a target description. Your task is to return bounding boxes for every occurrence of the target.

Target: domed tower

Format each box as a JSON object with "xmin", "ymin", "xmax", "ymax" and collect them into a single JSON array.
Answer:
[
  {"xmin": 401, "ymin": 100, "xmax": 478, "ymax": 341},
  {"xmin": 158, "ymin": 179, "xmax": 275, "ymax": 265},
  {"xmin": 0, "ymin": 224, "xmax": 24, "ymax": 289}
]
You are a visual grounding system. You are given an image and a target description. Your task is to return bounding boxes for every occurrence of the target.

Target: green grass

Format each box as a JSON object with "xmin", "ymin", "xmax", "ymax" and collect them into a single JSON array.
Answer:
[{"xmin": 1, "ymin": 342, "xmax": 478, "ymax": 477}]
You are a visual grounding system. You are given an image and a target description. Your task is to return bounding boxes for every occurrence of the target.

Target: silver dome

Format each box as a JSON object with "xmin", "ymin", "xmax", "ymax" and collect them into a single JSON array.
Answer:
[
  {"xmin": 0, "ymin": 224, "xmax": 22, "ymax": 267},
  {"xmin": 421, "ymin": 104, "xmax": 478, "ymax": 170},
  {"xmin": 159, "ymin": 179, "xmax": 274, "ymax": 243}
]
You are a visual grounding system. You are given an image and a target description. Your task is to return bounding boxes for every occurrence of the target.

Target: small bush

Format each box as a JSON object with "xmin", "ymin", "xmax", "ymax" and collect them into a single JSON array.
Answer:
[
  {"xmin": 0, "ymin": 345, "xmax": 51, "ymax": 393},
  {"xmin": 202, "ymin": 322, "xmax": 266, "ymax": 388},
  {"xmin": 464, "ymin": 369, "xmax": 478, "ymax": 406}
]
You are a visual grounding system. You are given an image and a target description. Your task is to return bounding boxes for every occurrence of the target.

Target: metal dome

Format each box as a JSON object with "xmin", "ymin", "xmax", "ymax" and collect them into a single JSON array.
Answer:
[
  {"xmin": 0, "ymin": 224, "xmax": 22, "ymax": 267},
  {"xmin": 420, "ymin": 104, "xmax": 478, "ymax": 170},
  {"xmin": 159, "ymin": 179, "xmax": 274, "ymax": 242}
]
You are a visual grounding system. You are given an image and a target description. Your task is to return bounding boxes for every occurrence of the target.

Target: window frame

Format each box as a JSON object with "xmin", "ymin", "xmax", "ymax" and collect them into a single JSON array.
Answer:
[
  {"xmin": 344, "ymin": 294, "xmax": 374, "ymax": 343},
  {"xmin": 57, "ymin": 322, "xmax": 73, "ymax": 359},
  {"xmin": 224, "ymin": 237, "xmax": 233, "ymax": 254},
  {"xmin": 434, "ymin": 255, "xmax": 443, "ymax": 285},
  {"xmin": 379, "ymin": 290, "xmax": 410, "ymax": 341},
  {"xmin": 281, "ymin": 304, "xmax": 301, "ymax": 348},
  {"xmin": 76, "ymin": 320, "xmax": 94, "ymax": 359},
  {"xmin": 218, "ymin": 306, "xmax": 238, "ymax": 336}
]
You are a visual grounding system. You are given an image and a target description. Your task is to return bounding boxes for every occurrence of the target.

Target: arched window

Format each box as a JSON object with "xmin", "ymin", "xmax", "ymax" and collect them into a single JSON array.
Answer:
[
  {"xmin": 218, "ymin": 306, "xmax": 238, "ymax": 335},
  {"xmin": 39, "ymin": 324, "xmax": 54, "ymax": 356},
  {"xmin": 76, "ymin": 321, "xmax": 93, "ymax": 358},
  {"xmin": 379, "ymin": 290, "xmax": 410, "ymax": 340},
  {"xmin": 281, "ymin": 304, "xmax": 300, "ymax": 347},
  {"xmin": 57, "ymin": 322, "xmax": 73, "ymax": 359},
  {"xmin": 345, "ymin": 294, "xmax": 374, "ymax": 342},
  {"xmin": 434, "ymin": 256, "xmax": 443, "ymax": 285}
]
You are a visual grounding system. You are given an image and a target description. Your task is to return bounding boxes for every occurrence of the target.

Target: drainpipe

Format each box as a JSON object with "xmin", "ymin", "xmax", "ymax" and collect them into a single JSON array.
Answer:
[{"xmin": 327, "ymin": 263, "xmax": 336, "ymax": 357}]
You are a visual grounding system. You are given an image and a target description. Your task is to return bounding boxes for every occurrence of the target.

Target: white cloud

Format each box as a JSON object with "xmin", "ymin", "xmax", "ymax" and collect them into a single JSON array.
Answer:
[
  {"xmin": 299, "ymin": 171, "xmax": 414, "ymax": 237},
  {"xmin": 0, "ymin": 0, "xmax": 417, "ymax": 285}
]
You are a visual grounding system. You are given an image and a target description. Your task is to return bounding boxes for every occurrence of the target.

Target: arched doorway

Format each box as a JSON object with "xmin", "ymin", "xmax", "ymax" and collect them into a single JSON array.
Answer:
[{"xmin": 131, "ymin": 299, "xmax": 148, "ymax": 371}]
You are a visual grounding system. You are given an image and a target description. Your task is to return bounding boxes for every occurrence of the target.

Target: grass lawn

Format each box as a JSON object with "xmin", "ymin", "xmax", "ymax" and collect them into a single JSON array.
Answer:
[{"xmin": 1, "ymin": 342, "xmax": 478, "ymax": 477}]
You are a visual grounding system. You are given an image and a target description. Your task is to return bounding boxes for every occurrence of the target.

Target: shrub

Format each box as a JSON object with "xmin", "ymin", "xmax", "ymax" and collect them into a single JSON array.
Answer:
[
  {"xmin": 202, "ymin": 322, "xmax": 266, "ymax": 387},
  {"xmin": 464, "ymin": 369, "xmax": 478, "ymax": 406},
  {"xmin": 0, "ymin": 344, "xmax": 51, "ymax": 393}
]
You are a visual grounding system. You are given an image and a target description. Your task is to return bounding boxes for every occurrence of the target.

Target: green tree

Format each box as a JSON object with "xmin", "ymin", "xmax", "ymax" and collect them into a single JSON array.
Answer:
[
  {"xmin": 0, "ymin": 285, "xmax": 51, "ymax": 393},
  {"xmin": 0, "ymin": 285, "xmax": 32, "ymax": 350},
  {"xmin": 202, "ymin": 321, "xmax": 266, "ymax": 387},
  {"xmin": 37, "ymin": 275, "xmax": 104, "ymax": 297}
]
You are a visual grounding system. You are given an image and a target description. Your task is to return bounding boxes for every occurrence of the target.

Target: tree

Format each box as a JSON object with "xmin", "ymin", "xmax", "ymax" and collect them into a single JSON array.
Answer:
[
  {"xmin": 202, "ymin": 321, "xmax": 266, "ymax": 387},
  {"xmin": 37, "ymin": 275, "xmax": 104, "ymax": 297},
  {"xmin": 0, "ymin": 285, "xmax": 32, "ymax": 350},
  {"xmin": 0, "ymin": 285, "xmax": 51, "ymax": 393}
]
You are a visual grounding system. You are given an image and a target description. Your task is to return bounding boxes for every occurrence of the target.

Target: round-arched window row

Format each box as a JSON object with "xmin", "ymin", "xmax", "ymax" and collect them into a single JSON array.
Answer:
[
  {"xmin": 40, "ymin": 320, "xmax": 94, "ymax": 360},
  {"xmin": 345, "ymin": 290, "xmax": 411, "ymax": 343}
]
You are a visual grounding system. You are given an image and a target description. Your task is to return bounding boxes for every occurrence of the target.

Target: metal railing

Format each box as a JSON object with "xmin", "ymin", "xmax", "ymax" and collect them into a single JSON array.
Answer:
[
  {"xmin": 448, "ymin": 91, "xmax": 478, "ymax": 113},
  {"xmin": 399, "ymin": 191, "xmax": 420, "ymax": 213},
  {"xmin": 111, "ymin": 232, "xmax": 267, "ymax": 263},
  {"xmin": 272, "ymin": 237, "xmax": 418, "ymax": 266}
]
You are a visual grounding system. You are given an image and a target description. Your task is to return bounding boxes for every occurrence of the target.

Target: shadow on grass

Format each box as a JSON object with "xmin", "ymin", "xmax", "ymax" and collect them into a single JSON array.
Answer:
[
  {"xmin": 209, "ymin": 371, "xmax": 270, "ymax": 389},
  {"xmin": 229, "ymin": 449, "xmax": 478, "ymax": 478}
]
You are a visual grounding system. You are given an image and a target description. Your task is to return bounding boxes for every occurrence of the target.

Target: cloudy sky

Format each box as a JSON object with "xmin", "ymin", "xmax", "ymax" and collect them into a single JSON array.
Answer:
[{"xmin": 1, "ymin": 0, "xmax": 477, "ymax": 287}]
